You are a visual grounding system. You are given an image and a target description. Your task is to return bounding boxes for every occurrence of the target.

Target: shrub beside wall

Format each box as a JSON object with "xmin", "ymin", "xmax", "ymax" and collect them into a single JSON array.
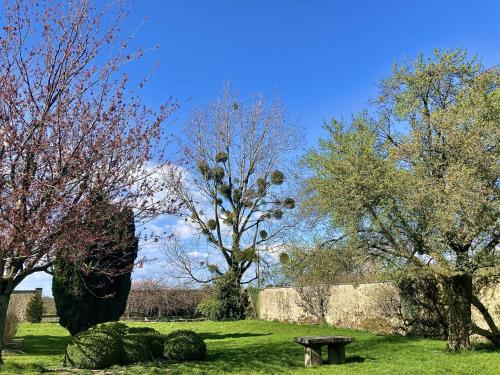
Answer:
[{"xmin": 25, "ymin": 292, "xmax": 44, "ymax": 323}]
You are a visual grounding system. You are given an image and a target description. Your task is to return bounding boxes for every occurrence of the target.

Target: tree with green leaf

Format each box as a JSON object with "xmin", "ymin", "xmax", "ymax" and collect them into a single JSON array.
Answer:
[
  {"xmin": 52, "ymin": 201, "xmax": 138, "ymax": 335},
  {"xmin": 304, "ymin": 49, "xmax": 499, "ymax": 350},
  {"xmin": 25, "ymin": 292, "xmax": 43, "ymax": 323},
  {"xmin": 162, "ymin": 85, "xmax": 298, "ymax": 316}
]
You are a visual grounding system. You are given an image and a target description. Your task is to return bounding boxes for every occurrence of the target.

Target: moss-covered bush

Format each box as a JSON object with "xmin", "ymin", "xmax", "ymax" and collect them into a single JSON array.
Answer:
[
  {"xmin": 65, "ymin": 330, "xmax": 123, "ymax": 369},
  {"xmin": 163, "ymin": 330, "xmax": 206, "ymax": 361}
]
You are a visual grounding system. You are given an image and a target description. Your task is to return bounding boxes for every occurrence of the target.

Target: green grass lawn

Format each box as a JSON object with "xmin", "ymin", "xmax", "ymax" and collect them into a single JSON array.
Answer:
[{"xmin": 1, "ymin": 320, "xmax": 499, "ymax": 374}]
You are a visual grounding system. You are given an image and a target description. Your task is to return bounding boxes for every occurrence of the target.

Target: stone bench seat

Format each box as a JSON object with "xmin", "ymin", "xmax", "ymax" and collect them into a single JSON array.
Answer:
[{"xmin": 294, "ymin": 336, "xmax": 355, "ymax": 367}]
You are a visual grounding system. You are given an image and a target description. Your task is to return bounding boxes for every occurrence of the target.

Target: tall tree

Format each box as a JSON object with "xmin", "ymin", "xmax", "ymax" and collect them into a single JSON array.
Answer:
[
  {"xmin": 0, "ymin": 0, "xmax": 178, "ymax": 360},
  {"xmin": 162, "ymin": 85, "xmax": 298, "ymax": 295},
  {"xmin": 304, "ymin": 49, "xmax": 499, "ymax": 350},
  {"xmin": 52, "ymin": 201, "xmax": 138, "ymax": 335}
]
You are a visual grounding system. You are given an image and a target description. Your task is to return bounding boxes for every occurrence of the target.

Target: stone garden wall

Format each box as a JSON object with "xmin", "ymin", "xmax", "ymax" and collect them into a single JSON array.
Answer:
[
  {"xmin": 8, "ymin": 288, "xmax": 43, "ymax": 321},
  {"xmin": 257, "ymin": 282, "xmax": 500, "ymax": 334}
]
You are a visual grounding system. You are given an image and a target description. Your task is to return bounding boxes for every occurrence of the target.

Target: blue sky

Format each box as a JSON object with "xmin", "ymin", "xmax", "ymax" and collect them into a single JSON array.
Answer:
[{"xmin": 16, "ymin": 0, "xmax": 500, "ymax": 295}]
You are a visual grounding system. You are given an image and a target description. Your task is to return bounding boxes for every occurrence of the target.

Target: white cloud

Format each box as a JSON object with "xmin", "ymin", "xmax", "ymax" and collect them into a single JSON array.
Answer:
[{"xmin": 15, "ymin": 272, "xmax": 53, "ymax": 296}]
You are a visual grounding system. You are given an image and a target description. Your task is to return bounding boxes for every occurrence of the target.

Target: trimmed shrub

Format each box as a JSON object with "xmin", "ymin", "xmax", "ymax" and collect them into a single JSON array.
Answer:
[
  {"xmin": 122, "ymin": 333, "xmax": 152, "ymax": 364},
  {"xmin": 93, "ymin": 321, "xmax": 128, "ymax": 338},
  {"xmin": 26, "ymin": 293, "xmax": 43, "ymax": 323},
  {"xmin": 65, "ymin": 330, "xmax": 123, "ymax": 369},
  {"xmin": 163, "ymin": 330, "xmax": 206, "ymax": 361},
  {"xmin": 126, "ymin": 327, "xmax": 165, "ymax": 359},
  {"xmin": 64, "ymin": 323, "xmax": 168, "ymax": 368}
]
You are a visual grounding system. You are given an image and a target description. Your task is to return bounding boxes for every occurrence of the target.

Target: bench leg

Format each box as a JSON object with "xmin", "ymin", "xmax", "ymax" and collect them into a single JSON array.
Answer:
[
  {"xmin": 304, "ymin": 345, "xmax": 322, "ymax": 367},
  {"xmin": 327, "ymin": 345, "xmax": 345, "ymax": 364}
]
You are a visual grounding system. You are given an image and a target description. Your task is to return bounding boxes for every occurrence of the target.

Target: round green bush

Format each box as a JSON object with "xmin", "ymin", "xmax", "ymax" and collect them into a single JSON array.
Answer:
[
  {"xmin": 65, "ymin": 330, "xmax": 123, "ymax": 369},
  {"xmin": 163, "ymin": 330, "xmax": 206, "ymax": 361},
  {"xmin": 126, "ymin": 327, "xmax": 165, "ymax": 359},
  {"xmin": 93, "ymin": 321, "xmax": 128, "ymax": 337},
  {"xmin": 122, "ymin": 333, "xmax": 153, "ymax": 364}
]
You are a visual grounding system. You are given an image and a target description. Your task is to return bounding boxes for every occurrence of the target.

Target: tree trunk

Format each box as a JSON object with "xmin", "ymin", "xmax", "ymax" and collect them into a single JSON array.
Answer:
[
  {"xmin": 471, "ymin": 295, "xmax": 500, "ymax": 347},
  {"xmin": 0, "ymin": 291, "xmax": 12, "ymax": 364},
  {"xmin": 444, "ymin": 273, "xmax": 472, "ymax": 351}
]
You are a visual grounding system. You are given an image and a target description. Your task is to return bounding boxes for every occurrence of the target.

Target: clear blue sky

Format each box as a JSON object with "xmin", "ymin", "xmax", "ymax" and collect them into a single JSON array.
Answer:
[
  {"xmin": 17, "ymin": 0, "xmax": 500, "ymax": 294},
  {"xmin": 125, "ymin": 0, "xmax": 500, "ymax": 148}
]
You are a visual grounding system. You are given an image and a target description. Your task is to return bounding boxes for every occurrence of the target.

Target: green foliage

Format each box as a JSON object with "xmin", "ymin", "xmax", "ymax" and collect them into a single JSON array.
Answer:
[
  {"xmin": 198, "ymin": 160, "xmax": 211, "ymax": 179},
  {"xmin": 65, "ymin": 322, "xmax": 165, "ymax": 368},
  {"xmin": 215, "ymin": 151, "xmax": 228, "ymax": 163},
  {"xmin": 397, "ymin": 276, "xmax": 447, "ymax": 338},
  {"xmin": 93, "ymin": 321, "xmax": 128, "ymax": 337},
  {"xmin": 270, "ymin": 170, "xmax": 285, "ymax": 185},
  {"xmin": 215, "ymin": 271, "xmax": 248, "ymax": 320},
  {"xmin": 163, "ymin": 330, "xmax": 206, "ymax": 361},
  {"xmin": 218, "ymin": 183, "xmax": 232, "ymax": 199},
  {"xmin": 283, "ymin": 197, "xmax": 295, "ymax": 209},
  {"xmin": 207, "ymin": 219, "xmax": 217, "ymax": 230},
  {"xmin": 245, "ymin": 286, "xmax": 261, "ymax": 319},
  {"xmin": 198, "ymin": 272, "xmax": 248, "ymax": 321},
  {"xmin": 272, "ymin": 209, "xmax": 283, "ymax": 219},
  {"xmin": 232, "ymin": 188, "xmax": 242, "ymax": 202},
  {"xmin": 126, "ymin": 327, "xmax": 165, "ymax": 359},
  {"xmin": 303, "ymin": 49, "xmax": 500, "ymax": 349},
  {"xmin": 213, "ymin": 166, "xmax": 225, "ymax": 181},
  {"xmin": 122, "ymin": 334, "xmax": 153, "ymax": 364},
  {"xmin": 257, "ymin": 178, "xmax": 267, "ymax": 195},
  {"xmin": 65, "ymin": 329, "xmax": 123, "ymax": 369},
  {"xmin": 25, "ymin": 293, "xmax": 43, "ymax": 323},
  {"xmin": 196, "ymin": 297, "xmax": 222, "ymax": 320},
  {"xmin": 53, "ymin": 205, "xmax": 138, "ymax": 336}
]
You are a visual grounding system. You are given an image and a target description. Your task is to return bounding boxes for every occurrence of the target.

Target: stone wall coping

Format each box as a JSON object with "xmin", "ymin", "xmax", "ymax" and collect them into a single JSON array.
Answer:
[{"xmin": 261, "ymin": 281, "xmax": 391, "ymax": 289}]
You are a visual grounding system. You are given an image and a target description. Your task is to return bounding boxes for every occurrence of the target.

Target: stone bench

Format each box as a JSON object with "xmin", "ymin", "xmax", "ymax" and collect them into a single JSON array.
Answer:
[{"xmin": 294, "ymin": 336, "xmax": 355, "ymax": 367}]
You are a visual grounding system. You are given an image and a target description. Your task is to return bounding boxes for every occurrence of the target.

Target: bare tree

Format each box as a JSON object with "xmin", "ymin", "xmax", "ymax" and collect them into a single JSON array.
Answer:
[
  {"xmin": 0, "ymin": 0, "xmax": 178, "ymax": 358},
  {"xmin": 126, "ymin": 279, "xmax": 209, "ymax": 319},
  {"xmin": 162, "ymin": 84, "xmax": 299, "ymax": 289}
]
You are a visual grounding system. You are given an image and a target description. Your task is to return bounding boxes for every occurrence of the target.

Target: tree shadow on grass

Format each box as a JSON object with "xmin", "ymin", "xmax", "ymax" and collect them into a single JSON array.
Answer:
[
  {"xmin": 346, "ymin": 355, "xmax": 370, "ymax": 363},
  {"xmin": 470, "ymin": 342, "xmax": 500, "ymax": 353},
  {"xmin": 21, "ymin": 335, "xmax": 71, "ymax": 356},
  {"xmin": 200, "ymin": 332, "xmax": 271, "ymax": 340},
  {"xmin": 183, "ymin": 340, "xmax": 305, "ymax": 374}
]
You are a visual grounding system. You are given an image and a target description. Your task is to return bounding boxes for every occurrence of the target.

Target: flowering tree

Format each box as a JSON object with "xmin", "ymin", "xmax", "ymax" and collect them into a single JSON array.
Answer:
[{"xmin": 0, "ymin": 0, "xmax": 178, "ymax": 359}]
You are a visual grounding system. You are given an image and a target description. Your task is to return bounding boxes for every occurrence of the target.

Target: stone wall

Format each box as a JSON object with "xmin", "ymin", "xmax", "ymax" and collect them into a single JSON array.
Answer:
[
  {"xmin": 8, "ymin": 288, "xmax": 43, "ymax": 321},
  {"xmin": 258, "ymin": 282, "xmax": 499, "ymax": 334}
]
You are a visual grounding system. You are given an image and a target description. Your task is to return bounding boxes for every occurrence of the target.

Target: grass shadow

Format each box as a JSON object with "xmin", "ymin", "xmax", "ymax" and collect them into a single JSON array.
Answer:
[
  {"xmin": 345, "ymin": 355, "xmax": 369, "ymax": 363},
  {"xmin": 470, "ymin": 342, "xmax": 500, "ymax": 353},
  {"xmin": 21, "ymin": 335, "xmax": 71, "ymax": 356},
  {"xmin": 201, "ymin": 332, "xmax": 271, "ymax": 340}
]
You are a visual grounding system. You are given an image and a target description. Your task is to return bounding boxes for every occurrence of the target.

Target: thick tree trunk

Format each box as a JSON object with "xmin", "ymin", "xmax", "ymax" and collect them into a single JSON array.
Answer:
[
  {"xmin": 0, "ymin": 291, "xmax": 12, "ymax": 364},
  {"xmin": 444, "ymin": 273, "xmax": 472, "ymax": 351}
]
